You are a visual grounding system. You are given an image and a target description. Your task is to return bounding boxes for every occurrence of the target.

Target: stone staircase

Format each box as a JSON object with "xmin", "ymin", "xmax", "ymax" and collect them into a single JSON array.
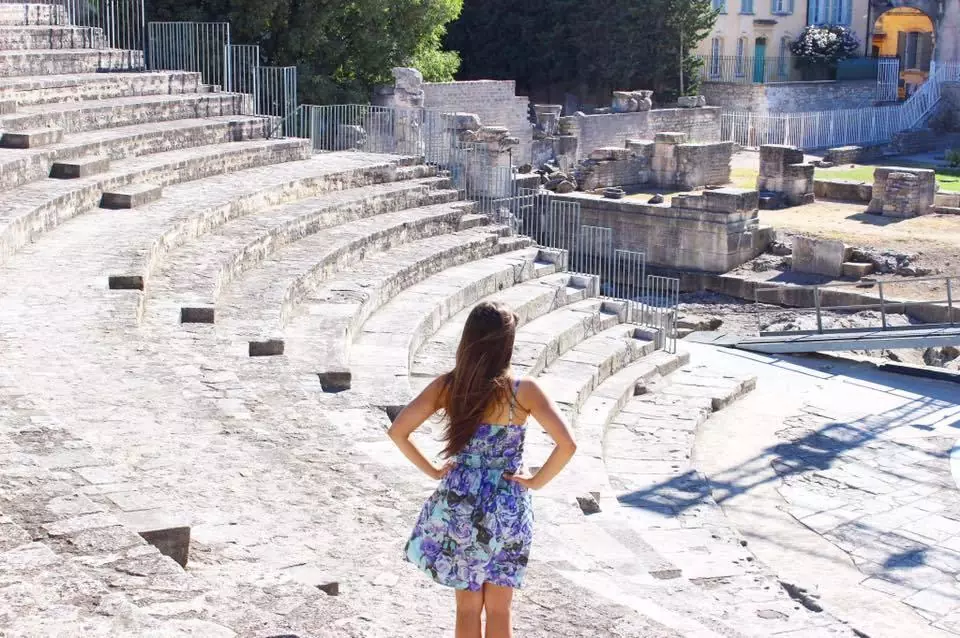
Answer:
[{"xmin": 0, "ymin": 3, "xmax": 863, "ymax": 635}]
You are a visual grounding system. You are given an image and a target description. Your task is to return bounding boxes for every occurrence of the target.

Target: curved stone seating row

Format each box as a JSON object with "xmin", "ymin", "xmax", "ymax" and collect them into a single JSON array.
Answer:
[
  {"xmin": 284, "ymin": 229, "xmax": 529, "ymax": 388},
  {"xmin": 0, "ymin": 24, "xmax": 107, "ymax": 50},
  {"xmin": 0, "ymin": 48, "xmax": 144, "ymax": 77},
  {"xmin": 0, "ymin": 137, "xmax": 310, "ymax": 266},
  {"xmin": 90, "ymin": 154, "xmax": 422, "ymax": 317},
  {"xmin": 347, "ymin": 247, "xmax": 564, "ymax": 406},
  {"xmin": 146, "ymin": 175, "xmax": 453, "ymax": 326},
  {"xmin": 410, "ymin": 275, "xmax": 597, "ymax": 382},
  {"xmin": 0, "ymin": 115, "xmax": 267, "ymax": 191},
  {"xmin": 0, "ymin": 91, "xmax": 249, "ymax": 135},
  {"xmin": 0, "ymin": 3, "xmax": 66, "ymax": 26},
  {"xmin": 162, "ymin": 200, "xmax": 471, "ymax": 338},
  {"xmin": 0, "ymin": 71, "xmax": 202, "ymax": 106}
]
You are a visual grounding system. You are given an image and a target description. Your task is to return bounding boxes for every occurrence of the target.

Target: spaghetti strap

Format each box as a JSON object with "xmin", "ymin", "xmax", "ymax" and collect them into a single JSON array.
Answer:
[{"xmin": 508, "ymin": 378, "xmax": 520, "ymax": 425}]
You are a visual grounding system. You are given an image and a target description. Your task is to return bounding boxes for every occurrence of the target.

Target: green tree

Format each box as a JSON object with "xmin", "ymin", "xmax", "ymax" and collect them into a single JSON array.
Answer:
[
  {"xmin": 147, "ymin": 0, "xmax": 463, "ymax": 103},
  {"xmin": 447, "ymin": 0, "xmax": 716, "ymax": 104}
]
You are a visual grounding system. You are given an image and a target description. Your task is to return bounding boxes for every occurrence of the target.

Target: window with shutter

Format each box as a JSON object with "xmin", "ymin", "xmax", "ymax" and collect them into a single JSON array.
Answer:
[{"xmin": 917, "ymin": 32, "xmax": 933, "ymax": 71}]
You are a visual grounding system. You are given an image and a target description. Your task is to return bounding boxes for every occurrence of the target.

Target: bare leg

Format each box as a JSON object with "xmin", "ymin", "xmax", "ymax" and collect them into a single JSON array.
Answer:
[
  {"xmin": 482, "ymin": 582, "xmax": 514, "ymax": 638},
  {"xmin": 455, "ymin": 588, "xmax": 484, "ymax": 638}
]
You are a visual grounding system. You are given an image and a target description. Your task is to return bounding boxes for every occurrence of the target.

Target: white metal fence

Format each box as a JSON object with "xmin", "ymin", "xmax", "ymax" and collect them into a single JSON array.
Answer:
[
  {"xmin": 876, "ymin": 57, "xmax": 900, "ymax": 102},
  {"xmin": 723, "ymin": 62, "xmax": 960, "ymax": 150}
]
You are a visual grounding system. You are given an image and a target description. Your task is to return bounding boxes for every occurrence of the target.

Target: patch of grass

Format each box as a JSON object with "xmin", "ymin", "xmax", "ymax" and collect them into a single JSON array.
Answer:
[
  {"xmin": 730, "ymin": 167, "xmax": 758, "ymax": 189},
  {"xmin": 815, "ymin": 165, "xmax": 960, "ymax": 192}
]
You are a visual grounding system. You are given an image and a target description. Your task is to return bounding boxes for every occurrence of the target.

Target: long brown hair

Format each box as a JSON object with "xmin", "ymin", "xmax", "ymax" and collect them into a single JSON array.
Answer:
[{"xmin": 439, "ymin": 301, "xmax": 518, "ymax": 457}]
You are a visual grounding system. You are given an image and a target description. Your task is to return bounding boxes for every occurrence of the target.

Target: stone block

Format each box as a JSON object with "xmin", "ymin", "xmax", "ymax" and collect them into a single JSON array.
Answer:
[
  {"xmin": 0, "ymin": 127, "xmax": 63, "ymax": 148},
  {"xmin": 119, "ymin": 510, "xmax": 191, "ymax": 567},
  {"xmin": 108, "ymin": 275, "xmax": 144, "ymax": 290},
  {"xmin": 655, "ymin": 132, "xmax": 688, "ymax": 145},
  {"xmin": 792, "ymin": 236, "xmax": 848, "ymax": 277},
  {"xmin": 842, "ymin": 262, "xmax": 874, "ymax": 278},
  {"xmin": 249, "ymin": 339, "xmax": 285, "ymax": 357},
  {"xmin": 759, "ymin": 145, "xmax": 805, "ymax": 173},
  {"xmin": 588, "ymin": 146, "xmax": 631, "ymax": 161},
  {"xmin": 50, "ymin": 156, "xmax": 110, "ymax": 179},
  {"xmin": 180, "ymin": 305, "xmax": 215, "ymax": 324},
  {"xmin": 867, "ymin": 166, "xmax": 936, "ymax": 218},
  {"xmin": 100, "ymin": 183, "xmax": 162, "ymax": 209},
  {"xmin": 814, "ymin": 179, "xmax": 872, "ymax": 202},
  {"xmin": 701, "ymin": 188, "xmax": 758, "ymax": 214},
  {"xmin": 677, "ymin": 95, "xmax": 706, "ymax": 108},
  {"xmin": 317, "ymin": 370, "xmax": 351, "ymax": 393},
  {"xmin": 0, "ymin": 99, "xmax": 15, "ymax": 114}
]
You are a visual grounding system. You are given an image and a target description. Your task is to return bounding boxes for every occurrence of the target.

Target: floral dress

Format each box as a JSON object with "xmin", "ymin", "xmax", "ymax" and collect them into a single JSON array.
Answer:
[{"xmin": 405, "ymin": 380, "xmax": 533, "ymax": 591}]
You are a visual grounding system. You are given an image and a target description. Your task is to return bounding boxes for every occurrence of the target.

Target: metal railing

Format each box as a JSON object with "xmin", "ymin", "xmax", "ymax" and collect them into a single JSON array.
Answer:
[
  {"xmin": 754, "ymin": 275, "xmax": 958, "ymax": 336},
  {"xmin": 642, "ymin": 276, "xmax": 680, "ymax": 353},
  {"xmin": 723, "ymin": 62, "xmax": 960, "ymax": 149},
  {"xmin": 700, "ymin": 55, "xmax": 800, "ymax": 84},
  {"xmin": 257, "ymin": 65, "xmax": 298, "ymax": 133},
  {"xmin": 146, "ymin": 22, "xmax": 230, "ymax": 89}
]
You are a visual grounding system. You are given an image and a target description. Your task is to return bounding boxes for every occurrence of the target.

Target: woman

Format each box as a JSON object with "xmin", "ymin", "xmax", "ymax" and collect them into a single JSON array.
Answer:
[{"xmin": 388, "ymin": 301, "xmax": 577, "ymax": 638}]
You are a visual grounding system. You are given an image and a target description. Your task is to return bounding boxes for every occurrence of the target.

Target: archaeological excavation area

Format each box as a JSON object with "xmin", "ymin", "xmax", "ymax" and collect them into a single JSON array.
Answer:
[{"xmin": 2, "ymin": 3, "xmax": 960, "ymax": 638}]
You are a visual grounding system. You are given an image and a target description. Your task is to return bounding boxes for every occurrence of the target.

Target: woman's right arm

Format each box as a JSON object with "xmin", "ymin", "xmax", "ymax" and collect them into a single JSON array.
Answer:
[{"xmin": 506, "ymin": 378, "xmax": 576, "ymax": 490}]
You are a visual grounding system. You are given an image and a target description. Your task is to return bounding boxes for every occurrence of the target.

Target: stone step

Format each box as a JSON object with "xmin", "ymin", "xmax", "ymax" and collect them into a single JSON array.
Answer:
[
  {"xmin": 0, "ymin": 137, "xmax": 310, "ymax": 266},
  {"xmin": 49, "ymin": 155, "xmax": 110, "ymax": 179},
  {"xmin": 1, "ymin": 91, "xmax": 249, "ymax": 135},
  {"xmin": 411, "ymin": 276, "xmax": 600, "ymax": 381},
  {"xmin": 100, "ymin": 182, "xmax": 162, "ymax": 209},
  {"xmin": 285, "ymin": 230, "xmax": 528, "ymax": 392},
  {"xmin": 145, "ymin": 177, "xmax": 455, "ymax": 325},
  {"xmin": 94, "ymin": 153, "xmax": 427, "ymax": 307},
  {"xmin": 0, "ymin": 115, "xmax": 267, "ymax": 191},
  {"xmin": 206, "ymin": 200, "xmax": 473, "ymax": 352},
  {"xmin": 0, "ymin": 3, "xmax": 67, "ymax": 26},
  {"xmin": 932, "ymin": 205, "xmax": 960, "ymax": 215},
  {"xmin": 0, "ymin": 24, "xmax": 107, "ymax": 50},
  {"xmin": 536, "ymin": 324, "xmax": 656, "ymax": 419},
  {"xmin": 605, "ymin": 363, "xmax": 756, "ymax": 503},
  {"xmin": 0, "ymin": 70, "xmax": 201, "ymax": 106},
  {"xmin": 0, "ymin": 48, "xmax": 145, "ymax": 77},
  {"xmin": 347, "ymin": 247, "xmax": 564, "ymax": 407},
  {"xmin": 0, "ymin": 125, "xmax": 62, "ymax": 148}
]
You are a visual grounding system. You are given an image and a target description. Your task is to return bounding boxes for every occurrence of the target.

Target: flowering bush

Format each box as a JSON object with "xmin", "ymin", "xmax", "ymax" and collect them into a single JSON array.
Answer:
[{"xmin": 790, "ymin": 25, "xmax": 860, "ymax": 64}]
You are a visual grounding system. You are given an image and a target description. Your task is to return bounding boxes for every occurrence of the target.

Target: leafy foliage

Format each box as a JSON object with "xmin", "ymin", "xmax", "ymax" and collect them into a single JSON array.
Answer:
[
  {"xmin": 146, "ymin": 0, "xmax": 463, "ymax": 103},
  {"xmin": 790, "ymin": 25, "xmax": 860, "ymax": 64},
  {"xmin": 446, "ymin": 0, "xmax": 717, "ymax": 104}
]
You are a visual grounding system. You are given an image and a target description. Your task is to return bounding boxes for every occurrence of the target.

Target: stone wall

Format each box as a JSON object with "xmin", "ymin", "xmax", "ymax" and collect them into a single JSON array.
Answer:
[
  {"xmin": 560, "ymin": 108, "xmax": 721, "ymax": 160},
  {"xmin": 867, "ymin": 167, "xmax": 937, "ymax": 217},
  {"xmin": 551, "ymin": 188, "xmax": 771, "ymax": 272},
  {"xmin": 757, "ymin": 145, "xmax": 814, "ymax": 207},
  {"xmin": 814, "ymin": 179, "xmax": 873, "ymax": 202},
  {"xmin": 575, "ymin": 134, "xmax": 733, "ymax": 191},
  {"xmin": 931, "ymin": 82, "xmax": 960, "ymax": 132},
  {"xmin": 421, "ymin": 80, "xmax": 533, "ymax": 163},
  {"xmin": 702, "ymin": 80, "xmax": 877, "ymax": 113}
]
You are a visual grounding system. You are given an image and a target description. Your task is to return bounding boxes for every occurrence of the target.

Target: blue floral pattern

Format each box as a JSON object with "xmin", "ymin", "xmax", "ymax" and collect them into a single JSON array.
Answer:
[{"xmin": 405, "ymin": 422, "xmax": 533, "ymax": 591}]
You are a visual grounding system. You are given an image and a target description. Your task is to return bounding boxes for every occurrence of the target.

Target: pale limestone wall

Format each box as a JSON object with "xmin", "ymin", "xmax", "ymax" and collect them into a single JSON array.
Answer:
[
  {"xmin": 703, "ymin": 80, "xmax": 877, "ymax": 112},
  {"xmin": 551, "ymin": 188, "xmax": 771, "ymax": 272},
  {"xmin": 560, "ymin": 108, "xmax": 721, "ymax": 161},
  {"xmin": 421, "ymin": 80, "xmax": 533, "ymax": 163}
]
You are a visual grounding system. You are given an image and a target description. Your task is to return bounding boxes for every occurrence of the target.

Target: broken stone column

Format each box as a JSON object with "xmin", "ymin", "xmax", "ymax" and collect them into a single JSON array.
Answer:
[
  {"xmin": 457, "ymin": 126, "xmax": 519, "ymax": 198},
  {"xmin": 533, "ymin": 104, "xmax": 562, "ymax": 137},
  {"xmin": 677, "ymin": 95, "xmax": 707, "ymax": 108},
  {"xmin": 611, "ymin": 90, "xmax": 653, "ymax": 113},
  {"xmin": 757, "ymin": 145, "xmax": 815, "ymax": 207},
  {"xmin": 866, "ymin": 167, "xmax": 936, "ymax": 217}
]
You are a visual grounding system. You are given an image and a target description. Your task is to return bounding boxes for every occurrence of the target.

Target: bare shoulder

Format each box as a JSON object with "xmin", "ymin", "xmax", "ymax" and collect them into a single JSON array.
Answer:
[{"xmin": 513, "ymin": 377, "xmax": 544, "ymax": 406}]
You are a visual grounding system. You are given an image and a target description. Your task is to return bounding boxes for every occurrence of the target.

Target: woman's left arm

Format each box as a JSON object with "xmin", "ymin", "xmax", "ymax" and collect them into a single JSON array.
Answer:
[{"xmin": 387, "ymin": 376, "xmax": 450, "ymax": 480}]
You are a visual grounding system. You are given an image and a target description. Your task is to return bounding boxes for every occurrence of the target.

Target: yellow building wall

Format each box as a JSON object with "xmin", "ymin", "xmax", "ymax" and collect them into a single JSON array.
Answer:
[
  {"xmin": 871, "ymin": 8, "xmax": 934, "ymax": 57},
  {"xmin": 696, "ymin": 0, "xmax": 871, "ymax": 60}
]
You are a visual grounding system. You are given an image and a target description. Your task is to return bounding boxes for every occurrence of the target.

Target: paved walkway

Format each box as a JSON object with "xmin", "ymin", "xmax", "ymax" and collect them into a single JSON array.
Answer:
[{"xmin": 691, "ymin": 343, "xmax": 960, "ymax": 638}]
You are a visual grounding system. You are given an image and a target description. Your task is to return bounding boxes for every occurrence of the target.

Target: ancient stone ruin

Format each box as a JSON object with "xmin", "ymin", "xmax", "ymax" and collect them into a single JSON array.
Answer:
[
  {"xmin": 866, "ymin": 167, "xmax": 937, "ymax": 218},
  {"xmin": 575, "ymin": 132, "xmax": 734, "ymax": 192},
  {"xmin": 756, "ymin": 144, "xmax": 815, "ymax": 208},
  {"xmin": 611, "ymin": 90, "xmax": 654, "ymax": 113}
]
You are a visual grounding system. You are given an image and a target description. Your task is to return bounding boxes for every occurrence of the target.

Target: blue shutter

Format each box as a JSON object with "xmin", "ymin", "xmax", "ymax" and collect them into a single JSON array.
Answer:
[
  {"xmin": 842, "ymin": 0, "xmax": 852, "ymax": 25},
  {"xmin": 788, "ymin": 0, "xmax": 794, "ymax": 14},
  {"xmin": 807, "ymin": 0, "xmax": 816, "ymax": 24}
]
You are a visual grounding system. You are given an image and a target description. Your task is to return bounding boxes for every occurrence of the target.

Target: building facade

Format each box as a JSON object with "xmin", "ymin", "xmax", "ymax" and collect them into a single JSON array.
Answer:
[{"xmin": 697, "ymin": 0, "xmax": 873, "ymax": 83}]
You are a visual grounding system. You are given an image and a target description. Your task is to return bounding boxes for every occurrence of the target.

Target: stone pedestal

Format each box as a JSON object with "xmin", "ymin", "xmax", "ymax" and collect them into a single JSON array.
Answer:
[
  {"xmin": 792, "ymin": 236, "xmax": 850, "ymax": 277},
  {"xmin": 757, "ymin": 144, "xmax": 815, "ymax": 207},
  {"xmin": 866, "ymin": 167, "xmax": 936, "ymax": 217},
  {"xmin": 533, "ymin": 104, "xmax": 562, "ymax": 137}
]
